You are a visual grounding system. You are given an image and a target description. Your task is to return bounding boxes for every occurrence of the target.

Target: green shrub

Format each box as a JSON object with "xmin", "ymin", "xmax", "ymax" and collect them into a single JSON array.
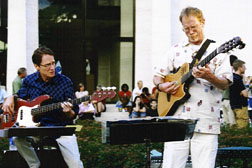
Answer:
[
  {"xmin": 76, "ymin": 119, "xmax": 163, "ymax": 168},
  {"xmin": 216, "ymin": 125, "xmax": 252, "ymax": 168}
]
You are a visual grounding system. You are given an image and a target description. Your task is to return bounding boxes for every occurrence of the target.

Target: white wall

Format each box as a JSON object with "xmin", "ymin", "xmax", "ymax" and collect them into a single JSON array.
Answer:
[{"xmin": 135, "ymin": 0, "xmax": 171, "ymax": 91}]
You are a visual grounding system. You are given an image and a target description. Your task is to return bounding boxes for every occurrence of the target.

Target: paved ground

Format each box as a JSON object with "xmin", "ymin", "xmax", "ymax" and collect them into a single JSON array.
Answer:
[{"xmin": 95, "ymin": 104, "xmax": 130, "ymax": 122}]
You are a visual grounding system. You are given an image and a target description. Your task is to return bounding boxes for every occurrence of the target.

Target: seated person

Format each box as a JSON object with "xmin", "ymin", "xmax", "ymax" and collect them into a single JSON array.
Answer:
[
  {"xmin": 146, "ymin": 99, "xmax": 159, "ymax": 117},
  {"xmin": 1, "ymin": 46, "xmax": 83, "ymax": 168},
  {"xmin": 0, "ymin": 87, "xmax": 7, "ymax": 114},
  {"xmin": 130, "ymin": 96, "xmax": 146, "ymax": 118},
  {"xmin": 116, "ymin": 83, "xmax": 132, "ymax": 112},
  {"xmin": 151, "ymin": 86, "xmax": 159, "ymax": 99},
  {"xmin": 92, "ymin": 85, "xmax": 106, "ymax": 117},
  {"xmin": 0, "ymin": 87, "xmax": 7, "ymax": 105},
  {"xmin": 75, "ymin": 82, "xmax": 89, "ymax": 98},
  {"xmin": 140, "ymin": 87, "xmax": 152, "ymax": 109},
  {"xmin": 78, "ymin": 99, "xmax": 96, "ymax": 120}
]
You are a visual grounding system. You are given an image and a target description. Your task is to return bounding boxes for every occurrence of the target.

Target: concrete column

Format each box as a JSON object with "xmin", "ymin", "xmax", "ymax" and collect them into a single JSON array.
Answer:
[
  {"xmin": 7, "ymin": 0, "xmax": 38, "ymax": 94},
  {"xmin": 120, "ymin": 0, "xmax": 134, "ymax": 91},
  {"xmin": 135, "ymin": 0, "xmax": 171, "ymax": 90}
]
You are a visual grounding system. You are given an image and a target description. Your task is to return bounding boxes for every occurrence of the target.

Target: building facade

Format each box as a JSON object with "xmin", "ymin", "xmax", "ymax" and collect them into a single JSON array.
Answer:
[{"xmin": 1, "ymin": 0, "xmax": 252, "ymax": 99}]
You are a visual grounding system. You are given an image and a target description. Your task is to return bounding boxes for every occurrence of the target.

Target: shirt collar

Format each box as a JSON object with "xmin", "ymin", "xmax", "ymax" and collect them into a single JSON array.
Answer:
[
  {"xmin": 35, "ymin": 71, "xmax": 60, "ymax": 85},
  {"xmin": 181, "ymin": 38, "xmax": 207, "ymax": 47}
]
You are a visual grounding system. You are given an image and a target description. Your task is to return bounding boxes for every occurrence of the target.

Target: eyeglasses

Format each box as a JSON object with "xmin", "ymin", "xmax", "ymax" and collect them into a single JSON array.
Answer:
[
  {"xmin": 40, "ymin": 62, "xmax": 56, "ymax": 68},
  {"xmin": 182, "ymin": 24, "xmax": 200, "ymax": 33}
]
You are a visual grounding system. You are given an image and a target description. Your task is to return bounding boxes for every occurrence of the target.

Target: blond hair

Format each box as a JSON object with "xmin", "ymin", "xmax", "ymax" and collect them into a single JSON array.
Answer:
[{"xmin": 179, "ymin": 7, "xmax": 204, "ymax": 23}]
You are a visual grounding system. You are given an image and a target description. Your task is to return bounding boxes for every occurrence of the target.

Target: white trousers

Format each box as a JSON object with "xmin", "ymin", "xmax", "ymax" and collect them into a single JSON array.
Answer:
[
  {"xmin": 222, "ymin": 99, "xmax": 236, "ymax": 125},
  {"xmin": 162, "ymin": 133, "xmax": 218, "ymax": 168},
  {"xmin": 13, "ymin": 134, "xmax": 84, "ymax": 168}
]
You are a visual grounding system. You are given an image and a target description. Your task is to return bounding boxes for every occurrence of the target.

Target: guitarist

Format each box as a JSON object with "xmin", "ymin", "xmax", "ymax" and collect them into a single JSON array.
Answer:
[
  {"xmin": 2, "ymin": 47, "xmax": 84, "ymax": 168},
  {"xmin": 153, "ymin": 7, "xmax": 233, "ymax": 168}
]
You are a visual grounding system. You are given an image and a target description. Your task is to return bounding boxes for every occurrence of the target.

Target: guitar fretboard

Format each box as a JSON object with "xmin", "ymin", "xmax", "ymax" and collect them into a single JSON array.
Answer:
[
  {"xmin": 31, "ymin": 96, "xmax": 90, "ymax": 116},
  {"xmin": 181, "ymin": 48, "xmax": 218, "ymax": 84}
]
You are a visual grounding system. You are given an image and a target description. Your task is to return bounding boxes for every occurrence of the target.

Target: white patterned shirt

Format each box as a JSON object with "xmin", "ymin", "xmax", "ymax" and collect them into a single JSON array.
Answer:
[{"xmin": 154, "ymin": 39, "xmax": 233, "ymax": 134}]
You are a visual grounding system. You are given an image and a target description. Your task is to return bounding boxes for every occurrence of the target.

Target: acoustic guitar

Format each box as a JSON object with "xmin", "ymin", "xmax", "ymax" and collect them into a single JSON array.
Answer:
[{"xmin": 158, "ymin": 36, "xmax": 245, "ymax": 116}]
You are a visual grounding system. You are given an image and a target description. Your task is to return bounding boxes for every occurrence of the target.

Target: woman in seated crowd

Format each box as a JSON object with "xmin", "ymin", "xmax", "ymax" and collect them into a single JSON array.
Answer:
[
  {"xmin": 75, "ymin": 82, "xmax": 89, "ymax": 98},
  {"xmin": 78, "ymin": 99, "xmax": 96, "ymax": 120},
  {"xmin": 116, "ymin": 83, "xmax": 132, "ymax": 112},
  {"xmin": 140, "ymin": 87, "xmax": 152, "ymax": 109},
  {"xmin": 92, "ymin": 85, "xmax": 106, "ymax": 117},
  {"xmin": 130, "ymin": 96, "xmax": 146, "ymax": 118}
]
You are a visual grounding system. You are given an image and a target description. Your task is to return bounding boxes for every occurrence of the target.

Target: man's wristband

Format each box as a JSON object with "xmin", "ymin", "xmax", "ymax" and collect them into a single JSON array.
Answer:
[{"xmin": 156, "ymin": 83, "xmax": 162, "ymax": 92}]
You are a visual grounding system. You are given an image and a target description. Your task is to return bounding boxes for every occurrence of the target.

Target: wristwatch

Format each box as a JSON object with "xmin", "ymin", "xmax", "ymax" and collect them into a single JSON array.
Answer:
[{"xmin": 156, "ymin": 83, "xmax": 162, "ymax": 92}]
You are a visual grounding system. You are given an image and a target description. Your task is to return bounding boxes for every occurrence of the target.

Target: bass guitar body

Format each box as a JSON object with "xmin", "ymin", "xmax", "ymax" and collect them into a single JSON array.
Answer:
[
  {"xmin": 1, "ymin": 95, "xmax": 50, "ymax": 128},
  {"xmin": 158, "ymin": 63, "xmax": 191, "ymax": 116}
]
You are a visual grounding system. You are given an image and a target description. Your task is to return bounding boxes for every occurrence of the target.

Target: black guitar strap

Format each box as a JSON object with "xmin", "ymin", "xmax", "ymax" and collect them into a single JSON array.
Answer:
[{"xmin": 189, "ymin": 39, "xmax": 215, "ymax": 69}]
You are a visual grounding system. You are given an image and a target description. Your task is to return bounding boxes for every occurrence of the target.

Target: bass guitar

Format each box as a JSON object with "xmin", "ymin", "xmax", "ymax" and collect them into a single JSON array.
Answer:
[
  {"xmin": 1, "ymin": 86, "xmax": 117, "ymax": 129},
  {"xmin": 158, "ymin": 36, "xmax": 245, "ymax": 116},
  {"xmin": 1, "ymin": 95, "xmax": 89, "ymax": 129}
]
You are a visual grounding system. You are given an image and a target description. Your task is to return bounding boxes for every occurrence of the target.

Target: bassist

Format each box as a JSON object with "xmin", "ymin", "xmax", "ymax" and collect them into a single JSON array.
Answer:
[
  {"xmin": 153, "ymin": 7, "xmax": 233, "ymax": 168},
  {"xmin": 2, "ymin": 46, "xmax": 84, "ymax": 168}
]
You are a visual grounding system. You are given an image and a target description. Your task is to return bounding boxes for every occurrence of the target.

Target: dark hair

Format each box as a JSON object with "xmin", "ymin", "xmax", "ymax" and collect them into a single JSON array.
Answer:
[
  {"xmin": 142, "ymin": 87, "xmax": 150, "ymax": 96},
  {"xmin": 32, "ymin": 46, "xmax": 54, "ymax": 66},
  {"xmin": 17, "ymin": 67, "xmax": 27, "ymax": 75},
  {"xmin": 150, "ymin": 98, "xmax": 157, "ymax": 103},
  {"xmin": 78, "ymin": 83, "xmax": 84, "ymax": 90},
  {"xmin": 232, "ymin": 59, "xmax": 245, "ymax": 71},
  {"xmin": 132, "ymin": 96, "xmax": 144, "ymax": 108},
  {"xmin": 121, "ymin": 83, "xmax": 129, "ymax": 91},
  {"xmin": 230, "ymin": 55, "xmax": 238, "ymax": 66}
]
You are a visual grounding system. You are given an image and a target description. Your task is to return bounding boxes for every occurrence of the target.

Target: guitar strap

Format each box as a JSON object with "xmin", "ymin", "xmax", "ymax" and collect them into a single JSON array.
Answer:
[{"xmin": 190, "ymin": 39, "xmax": 215, "ymax": 69}]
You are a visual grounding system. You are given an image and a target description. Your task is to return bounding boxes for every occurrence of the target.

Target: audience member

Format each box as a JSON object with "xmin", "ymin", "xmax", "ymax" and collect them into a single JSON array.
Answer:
[
  {"xmin": 221, "ymin": 55, "xmax": 237, "ymax": 126},
  {"xmin": 140, "ymin": 87, "xmax": 152, "ymax": 109},
  {"xmin": 1, "ymin": 46, "xmax": 84, "ymax": 168},
  {"xmin": 78, "ymin": 99, "xmax": 96, "ymax": 120},
  {"xmin": 92, "ymin": 85, "xmax": 106, "ymax": 117},
  {"xmin": 130, "ymin": 96, "xmax": 146, "ymax": 118},
  {"xmin": 132, "ymin": 80, "xmax": 143, "ymax": 100},
  {"xmin": 12, "ymin": 67, "xmax": 27, "ymax": 94},
  {"xmin": 151, "ymin": 86, "xmax": 159, "ymax": 99},
  {"xmin": 0, "ymin": 87, "xmax": 7, "ymax": 106},
  {"xmin": 75, "ymin": 82, "xmax": 89, "ymax": 98},
  {"xmin": 229, "ymin": 59, "xmax": 249, "ymax": 128},
  {"xmin": 247, "ymin": 79, "xmax": 252, "ymax": 123},
  {"xmin": 116, "ymin": 83, "xmax": 132, "ymax": 112},
  {"xmin": 146, "ymin": 99, "xmax": 159, "ymax": 117}
]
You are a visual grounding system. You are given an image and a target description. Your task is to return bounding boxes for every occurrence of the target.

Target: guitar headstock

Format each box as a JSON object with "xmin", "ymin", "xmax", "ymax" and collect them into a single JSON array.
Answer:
[
  {"xmin": 218, "ymin": 36, "xmax": 245, "ymax": 54},
  {"xmin": 92, "ymin": 86, "xmax": 117, "ymax": 101}
]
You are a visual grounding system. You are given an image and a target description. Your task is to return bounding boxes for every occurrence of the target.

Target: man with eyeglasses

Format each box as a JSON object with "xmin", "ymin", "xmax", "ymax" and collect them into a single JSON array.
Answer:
[
  {"xmin": 2, "ymin": 46, "xmax": 84, "ymax": 168},
  {"xmin": 153, "ymin": 7, "xmax": 233, "ymax": 168}
]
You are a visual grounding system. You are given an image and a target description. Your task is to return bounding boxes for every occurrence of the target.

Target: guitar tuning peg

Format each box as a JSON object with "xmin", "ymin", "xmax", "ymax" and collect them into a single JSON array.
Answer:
[
  {"xmin": 101, "ymin": 87, "xmax": 106, "ymax": 91},
  {"xmin": 111, "ymin": 86, "xmax": 116, "ymax": 90}
]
